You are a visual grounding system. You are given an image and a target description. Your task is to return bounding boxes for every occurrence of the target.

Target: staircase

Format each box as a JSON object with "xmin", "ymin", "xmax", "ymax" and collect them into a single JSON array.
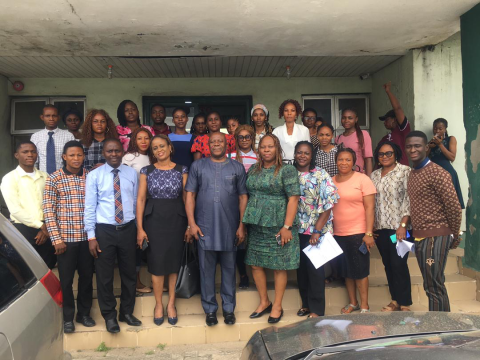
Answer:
[{"xmin": 60, "ymin": 247, "xmax": 480, "ymax": 351}]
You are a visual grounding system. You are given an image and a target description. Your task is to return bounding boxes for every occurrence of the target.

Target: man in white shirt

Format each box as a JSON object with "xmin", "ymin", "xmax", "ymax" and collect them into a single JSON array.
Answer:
[
  {"xmin": 31, "ymin": 104, "xmax": 75, "ymax": 174},
  {"xmin": 1, "ymin": 141, "xmax": 56, "ymax": 268}
]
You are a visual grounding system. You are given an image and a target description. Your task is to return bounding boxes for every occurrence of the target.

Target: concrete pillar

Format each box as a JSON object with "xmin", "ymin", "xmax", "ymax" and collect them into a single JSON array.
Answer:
[{"xmin": 461, "ymin": 4, "xmax": 480, "ymax": 270}]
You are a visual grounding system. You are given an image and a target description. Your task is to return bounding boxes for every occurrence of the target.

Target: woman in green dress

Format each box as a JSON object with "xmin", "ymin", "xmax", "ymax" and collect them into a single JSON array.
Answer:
[{"xmin": 243, "ymin": 134, "xmax": 301, "ymax": 323}]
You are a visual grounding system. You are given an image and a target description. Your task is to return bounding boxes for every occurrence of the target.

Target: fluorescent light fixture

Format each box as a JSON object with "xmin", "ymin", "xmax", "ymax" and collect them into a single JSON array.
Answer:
[{"xmin": 185, "ymin": 101, "xmax": 192, "ymax": 104}]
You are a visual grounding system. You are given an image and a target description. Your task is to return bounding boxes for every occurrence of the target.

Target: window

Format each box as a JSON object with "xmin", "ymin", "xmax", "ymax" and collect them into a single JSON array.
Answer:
[
  {"xmin": 303, "ymin": 95, "xmax": 370, "ymax": 135},
  {"xmin": 142, "ymin": 96, "xmax": 253, "ymax": 131},
  {"xmin": 0, "ymin": 234, "xmax": 36, "ymax": 312},
  {"xmin": 11, "ymin": 96, "xmax": 86, "ymax": 135}
]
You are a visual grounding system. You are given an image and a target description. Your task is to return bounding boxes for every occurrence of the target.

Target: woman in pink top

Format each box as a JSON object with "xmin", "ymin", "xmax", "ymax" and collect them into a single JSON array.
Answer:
[
  {"xmin": 336, "ymin": 108, "xmax": 373, "ymax": 176},
  {"xmin": 332, "ymin": 148, "xmax": 376, "ymax": 314}
]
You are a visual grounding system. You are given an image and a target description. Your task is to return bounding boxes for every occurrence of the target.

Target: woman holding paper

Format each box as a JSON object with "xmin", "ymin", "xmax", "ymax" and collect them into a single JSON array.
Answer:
[
  {"xmin": 294, "ymin": 141, "xmax": 339, "ymax": 318},
  {"xmin": 332, "ymin": 148, "xmax": 376, "ymax": 314},
  {"xmin": 371, "ymin": 141, "xmax": 412, "ymax": 312}
]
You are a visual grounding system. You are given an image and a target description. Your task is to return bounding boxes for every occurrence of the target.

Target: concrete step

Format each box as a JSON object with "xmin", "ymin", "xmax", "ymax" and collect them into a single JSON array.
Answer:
[
  {"xmin": 80, "ymin": 272, "xmax": 476, "ymax": 318},
  {"xmin": 56, "ymin": 247, "xmax": 461, "ymax": 292},
  {"xmin": 64, "ymin": 297, "xmax": 480, "ymax": 351}
]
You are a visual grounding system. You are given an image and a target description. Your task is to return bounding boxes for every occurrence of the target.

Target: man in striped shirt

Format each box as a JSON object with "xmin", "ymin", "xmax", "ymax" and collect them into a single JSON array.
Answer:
[{"xmin": 43, "ymin": 141, "xmax": 95, "ymax": 333}]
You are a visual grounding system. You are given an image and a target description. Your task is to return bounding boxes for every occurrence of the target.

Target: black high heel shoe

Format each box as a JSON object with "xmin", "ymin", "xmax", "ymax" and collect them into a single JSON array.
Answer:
[
  {"xmin": 268, "ymin": 309, "xmax": 284, "ymax": 324},
  {"xmin": 249, "ymin": 303, "xmax": 272, "ymax": 319},
  {"xmin": 154, "ymin": 306, "xmax": 164, "ymax": 326},
  {"xmin": 167, "ymin": 306, "xmax": 178, "ymax": 325}
]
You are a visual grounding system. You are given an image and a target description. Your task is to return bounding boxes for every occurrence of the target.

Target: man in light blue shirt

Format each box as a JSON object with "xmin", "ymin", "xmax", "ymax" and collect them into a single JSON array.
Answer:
[{"xmin": 84, "ymin": 138, "xmax": 141, "ymax": 333}]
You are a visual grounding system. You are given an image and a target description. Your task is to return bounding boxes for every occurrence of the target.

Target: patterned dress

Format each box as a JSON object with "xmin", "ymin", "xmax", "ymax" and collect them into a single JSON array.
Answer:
[
  {"xmin": 140, "ymin": 164, "xmax": 188, "ymax": 276},
  {"xmin": 243, "ymin": 164, "xmax": 301, "ymax": 270}
]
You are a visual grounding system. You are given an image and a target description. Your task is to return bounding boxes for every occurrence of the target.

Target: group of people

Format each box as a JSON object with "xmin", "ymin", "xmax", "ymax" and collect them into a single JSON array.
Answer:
[{"xmin": 0, "ymin": 82, "xmax": 465, "ymax": 334}]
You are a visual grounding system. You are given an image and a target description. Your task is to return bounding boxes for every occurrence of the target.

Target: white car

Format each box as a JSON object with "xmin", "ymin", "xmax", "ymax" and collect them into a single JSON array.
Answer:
[{"xmin": 0, "ymin": 214, "xmax": 70, "ymax": 360}]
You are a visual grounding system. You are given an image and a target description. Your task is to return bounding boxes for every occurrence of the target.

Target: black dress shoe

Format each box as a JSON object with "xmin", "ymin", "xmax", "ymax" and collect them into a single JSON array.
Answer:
[
  {"xmin": 76, "ymin": 315, "xmax": 96, "ymax": 327},
  {"xmin": 268, "ymin": 309, "xmax": 284, "ymax": 324},
  {"xmin": 105, "ymin": 318, "xmax": 120, "ymax": 333},
  {"xmin": 223, "ymin": 312, "xmax": 236, "ymax": 325},
  {"xmin": 297, "ymin": 308, "xmax": 311, "ymax": 317},
  {"xmin": 118, "ymin": 313, "xmax": 142, "ymax": 326},
  {"xmin": 206, "ymin": 312, "xmax": 218, "ymax": 326},
  {"xmin": 64, "ymin": 321, "xmax": 75, "ymax": 333},
  {"xmin": 249, "ymin": 303, "xmax": 272, "ymax": 319}
]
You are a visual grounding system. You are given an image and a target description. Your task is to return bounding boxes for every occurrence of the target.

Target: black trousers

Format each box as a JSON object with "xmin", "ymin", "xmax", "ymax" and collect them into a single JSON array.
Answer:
[
  {"xmin": 13, "ymin": 223, "xmax": 56, "ymax": 269},
  {"xmin": 236, "ymin": 249, "xmax": 247, "ymax": 277},
  {"xmin": 297, "ymin": 234, "xmax": 326, "ymax": 316},
  {"xmin": 95, "ymin": 221, "xmax": 137, "ymax": 320},
  {"xmin": 375, "ymin": 229, "xmax": 412, "ymax": 306},
  {"xmin": 57, "ymin": 241, "xmax": 94, "ymax": 321}
]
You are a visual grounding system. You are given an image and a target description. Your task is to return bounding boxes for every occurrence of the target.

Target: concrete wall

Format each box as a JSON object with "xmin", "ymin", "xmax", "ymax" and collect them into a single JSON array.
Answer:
[
  {"xmin": 370, "ymin": 52, "xmax": 415, "ymax": 147},
  {"xmin": 412, "ymin": 32, "xmax": 467, "ymax": 230},
  {"xmin": 7, "ymin": 77, "xmax": 372, "ymax": 128},
  {"xmin": 461, "ymin": 4, "xmax": 480, "ymax": 271},
  {"xmin": 412, "ymin": 32, "xmax": 467, "ymax": 207}
]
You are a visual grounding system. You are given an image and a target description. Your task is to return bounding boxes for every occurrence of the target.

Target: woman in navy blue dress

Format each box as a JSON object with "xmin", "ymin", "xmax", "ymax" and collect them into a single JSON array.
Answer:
[{"xmin": 136, "ymin": 134, "xmax": 190, "ymax": 326}]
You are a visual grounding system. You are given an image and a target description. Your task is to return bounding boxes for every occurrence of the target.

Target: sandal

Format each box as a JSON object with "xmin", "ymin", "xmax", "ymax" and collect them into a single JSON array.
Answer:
[
  {"xmin": 381, "ymin": 302, "xmax": 399, "ymax": 312},
  {"xmin": 360, "ymin": 308, "xmax": 370, "ymax": 313},
  {"xmin": 400, "ymin": 306, "xmax": 411, "ymax": 311},
  {"xmin": 341, "ymin": 303, "xmax": 360, "ymax": 314},
  {"xmin": 136, "ymin": 286, "xmax": 152, "ymax": 293}
]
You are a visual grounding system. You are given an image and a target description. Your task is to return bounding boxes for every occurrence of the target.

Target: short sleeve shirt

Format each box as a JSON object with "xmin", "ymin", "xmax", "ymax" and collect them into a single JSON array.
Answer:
[
  {"xmin": 297, "ymin": 167, "xmax": 339, "ymax": 236},
  {"xmin": 379, "ymin": 117, "xmax": 410, "ymax": 166},
  {"xmin": 336, "ymin": 130, "xmax": 373, "ymax": 173},
  {"xmin": 185, "ymin": 158, "xmax": 247, "ymax": 251},
  {"xmin": 332, "ymin": 172, "xmax": 377, "ymax": 236}
]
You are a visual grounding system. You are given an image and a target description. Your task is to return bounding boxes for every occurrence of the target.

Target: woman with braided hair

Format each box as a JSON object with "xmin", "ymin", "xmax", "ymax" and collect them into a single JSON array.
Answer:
[
  {"xmin": 81, "ymin": 109, "xmax": 118, "ymax": 171},
  {"xmin": 273, "ymin": 99, "xmax": 310, "ymax": 164}
]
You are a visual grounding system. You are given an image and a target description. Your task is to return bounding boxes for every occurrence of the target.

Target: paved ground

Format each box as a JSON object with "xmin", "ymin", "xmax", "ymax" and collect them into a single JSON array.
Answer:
[{"xmin": 70, "ymin": 342, "xmax": 246, "ymax": 359}]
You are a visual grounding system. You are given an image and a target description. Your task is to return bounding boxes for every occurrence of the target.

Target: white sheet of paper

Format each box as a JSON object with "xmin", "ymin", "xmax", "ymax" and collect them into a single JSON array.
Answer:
[
  {"xmin": 303, "ymin": 232, "xmax": 343, "ymax": 269},
  {"xmin": 396, "ymin": 240, "xmax": 415, "ymax": 258}
]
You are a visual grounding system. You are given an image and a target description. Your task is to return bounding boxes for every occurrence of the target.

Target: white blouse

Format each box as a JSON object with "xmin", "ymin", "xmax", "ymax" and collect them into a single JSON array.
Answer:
[
  {"xmin": 122, "ymin": 153, "xmax": 151, "ymax": 176},
  {"xmin": 272, "ymin": 123, "xmax": 310, "ymax": 162}
]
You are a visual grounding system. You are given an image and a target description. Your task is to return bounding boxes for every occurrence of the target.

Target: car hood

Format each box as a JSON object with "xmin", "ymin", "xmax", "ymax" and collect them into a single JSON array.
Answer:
[{"xmin": 242, "ymin": 312, "xmax": 480, "ymax": 360}]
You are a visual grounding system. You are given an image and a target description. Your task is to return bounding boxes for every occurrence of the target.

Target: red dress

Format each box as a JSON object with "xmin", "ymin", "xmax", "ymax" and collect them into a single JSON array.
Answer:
[{"xmin": 191, "ymin": 134, "xmax": 236, "ymax": 157}]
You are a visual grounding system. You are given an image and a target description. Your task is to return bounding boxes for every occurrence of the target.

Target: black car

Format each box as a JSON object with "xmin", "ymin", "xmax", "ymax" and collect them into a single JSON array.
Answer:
[{"xmin": 241, "ymin": 312, "xmax": 480, "ymax": 360}]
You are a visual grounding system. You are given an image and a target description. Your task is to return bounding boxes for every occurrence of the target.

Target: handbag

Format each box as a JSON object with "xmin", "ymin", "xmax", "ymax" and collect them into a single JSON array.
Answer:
[{"xmin": 175, "ymin": 242, "xmax": 200, "ymax": 299}]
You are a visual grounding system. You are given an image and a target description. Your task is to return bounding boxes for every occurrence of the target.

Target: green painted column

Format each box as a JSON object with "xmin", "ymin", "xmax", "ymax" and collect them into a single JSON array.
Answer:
[{"xmin": 461, "ymin": 4, "xmax": 480, "ymax": 271}]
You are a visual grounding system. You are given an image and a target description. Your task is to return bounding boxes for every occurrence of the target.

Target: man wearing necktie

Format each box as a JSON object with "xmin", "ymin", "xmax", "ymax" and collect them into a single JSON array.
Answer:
[
  {"xmin": 31, "ymin": 104, "xmax": 75, "ymax": 174},
  {"xmin": 84, "ymin": 138, "xmax": 141, "ymax": 333}
]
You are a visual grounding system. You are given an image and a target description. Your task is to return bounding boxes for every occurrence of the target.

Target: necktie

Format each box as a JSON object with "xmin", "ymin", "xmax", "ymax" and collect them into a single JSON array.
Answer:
[
  {"xmin": 46, "ymin": 131, "xmax": 56, "ymax": 174},
  {"xmin": 112, "ymin": 169, "xmax": 124, "ymax": 224}
]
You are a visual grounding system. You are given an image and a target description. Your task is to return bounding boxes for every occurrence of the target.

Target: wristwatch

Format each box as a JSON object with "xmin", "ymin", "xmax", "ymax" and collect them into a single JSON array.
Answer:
[
  {"xmin": 366, "ymin": 233, "xmax": 373, "ymax": 237},
  {"xmin": 401, "ymin": 223, "xmax": 407, "ymax": 228},
  {"xmin": 313, "ymin": 229, "xmax": 322, "ymax": 234},
  {"xmin": 283, "ymin": 225, "xmax": 292, "ymax": 230}
]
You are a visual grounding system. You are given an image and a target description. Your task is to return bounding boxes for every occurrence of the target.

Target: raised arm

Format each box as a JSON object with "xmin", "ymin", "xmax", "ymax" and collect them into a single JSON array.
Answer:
[{"xmin": 384, "ymin": 81, "xmax": 406, "ymax": 127}]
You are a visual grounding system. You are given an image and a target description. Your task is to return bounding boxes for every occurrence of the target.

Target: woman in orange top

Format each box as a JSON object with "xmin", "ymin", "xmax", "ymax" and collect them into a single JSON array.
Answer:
[{"xmin": 332, "ymin": 148, "xmax": 376, "ymax": 314}]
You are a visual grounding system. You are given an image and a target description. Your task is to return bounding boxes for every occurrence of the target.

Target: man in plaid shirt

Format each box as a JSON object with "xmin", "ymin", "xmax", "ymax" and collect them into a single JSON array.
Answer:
[{"xmin": 43, "ymin": 141, "xmax": 95, "ymax": 333}]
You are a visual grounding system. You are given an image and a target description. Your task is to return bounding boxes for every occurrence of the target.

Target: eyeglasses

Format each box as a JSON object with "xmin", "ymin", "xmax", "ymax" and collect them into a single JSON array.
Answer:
[
  {"xmin": 378, "ymin": 151, "xmax": 394, "ymax": 158},
  {"xmin": 238, "ymin": 135, "xmax": 252, "ymax": 141},
  {"xmin": 303, "ymin": 116, "xmax": 316, "ymax": 121}
]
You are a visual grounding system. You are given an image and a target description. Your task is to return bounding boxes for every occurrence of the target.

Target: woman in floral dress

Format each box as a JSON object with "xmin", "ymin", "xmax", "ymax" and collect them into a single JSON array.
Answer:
[
  {"xmin": 116, "ymin": 99, "xmax": 154, "ymax": 151},
  {"xmin": 294, "ymin": 141, "xmax": 338, "ymax": 318}
]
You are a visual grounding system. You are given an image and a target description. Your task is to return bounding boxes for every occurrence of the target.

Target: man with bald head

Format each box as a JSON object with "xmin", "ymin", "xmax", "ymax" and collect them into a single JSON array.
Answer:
[{"xmin": 186, "ymin": 132, "xmax": 248, "ymax": 326}]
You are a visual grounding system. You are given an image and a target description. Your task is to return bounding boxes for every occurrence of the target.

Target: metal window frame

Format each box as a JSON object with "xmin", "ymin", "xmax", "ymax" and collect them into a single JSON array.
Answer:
[
  {"xmin": 10, "ymin": 96, "xmax": 87, "ymax": 135},
  {"xmin": 302, "ymin": 94, "xmax": 370, "ymax": 134}
]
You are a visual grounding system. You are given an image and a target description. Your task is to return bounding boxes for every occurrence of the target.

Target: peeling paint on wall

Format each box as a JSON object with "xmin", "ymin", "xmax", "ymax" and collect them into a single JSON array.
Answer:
[{"xmin": 461, "ymin": 3, "xmax": 480, "ymax": 271}]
